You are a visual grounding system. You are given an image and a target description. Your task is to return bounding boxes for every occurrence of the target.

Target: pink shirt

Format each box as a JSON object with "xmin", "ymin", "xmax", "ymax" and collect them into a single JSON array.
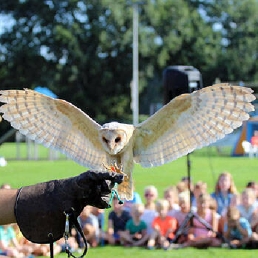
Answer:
[
  {"xmin": 173, "ymin": 210, "xmax": 188, "ymax": 225},
  {"xmin": 192, "ymin": 209, "xmax": 214, "ymax": 237}
]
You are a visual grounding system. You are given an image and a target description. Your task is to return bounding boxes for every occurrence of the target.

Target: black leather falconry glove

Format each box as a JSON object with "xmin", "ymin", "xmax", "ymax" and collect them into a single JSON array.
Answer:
[{"xmin": 14, "ymin": 171, "xmax": 123, "ymax": 244}]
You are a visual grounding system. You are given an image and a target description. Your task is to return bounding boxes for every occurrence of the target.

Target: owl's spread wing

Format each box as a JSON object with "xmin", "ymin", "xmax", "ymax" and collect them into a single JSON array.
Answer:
[
  {"xmin": 0, "ymin": 89, "xmax": 108, "ymax": 169},
  {"xmin": 133, "ymin": 84, "xmax": 256, "ymax": 167}
]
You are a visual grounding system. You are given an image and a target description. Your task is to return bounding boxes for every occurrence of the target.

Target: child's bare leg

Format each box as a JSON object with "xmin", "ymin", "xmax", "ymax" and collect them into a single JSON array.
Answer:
[
  {"xmin": 119, "ymin": 231, "xmax": 133, "ymax": 245},
  {"xmin": 147, "ymin": 231, "xmax": 158, "ymax": 249},
  {"xmin": 252, "ymin": 232, "xmax": 258, "ymax": 240}
]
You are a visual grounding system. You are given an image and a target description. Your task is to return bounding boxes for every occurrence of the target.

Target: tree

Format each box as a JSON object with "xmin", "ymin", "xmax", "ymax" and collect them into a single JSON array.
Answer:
[
  {"xmin": 197, "ymin": 0, "xmax": 258, "ymax": 82},
  {"xmin": 139, "ymin": 0, "xmax": 221, "ymax": 111},
  {"xmin": 0, "ymin": 0, "xmax": 256, "ymax": 133},
  {"xmin": 0, "ymin": 0, "xmax": 134, "ymax": 124}
]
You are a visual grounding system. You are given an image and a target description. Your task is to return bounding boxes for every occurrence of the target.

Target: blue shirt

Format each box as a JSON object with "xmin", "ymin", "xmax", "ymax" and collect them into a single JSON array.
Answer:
[
  {"xmin": 123, "ymin": 192, "xmax": 142, "ymax": 212},
  {"xmin": 108, "ymin": 210, "xmax": 131, "ymax": 233},
  {"xmin": 211, "ymin": 192, "xmax": 233, "ymax": 215},
  {"xmin": 224, "ymin": 217, "xmax": 252, "ymax": 240},
  {"xmin": 0, "ymin": 226, "xmax": 15, "ymax": 252}
]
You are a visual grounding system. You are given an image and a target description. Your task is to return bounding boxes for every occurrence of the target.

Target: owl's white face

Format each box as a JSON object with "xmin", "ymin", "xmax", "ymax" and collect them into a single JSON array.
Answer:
[{"xmin": 99, "ymin": 127, "xmax": 128, "ymax": 155}]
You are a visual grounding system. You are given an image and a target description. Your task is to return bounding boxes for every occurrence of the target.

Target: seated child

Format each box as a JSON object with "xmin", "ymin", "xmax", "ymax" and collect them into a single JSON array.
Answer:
[
  {"xmin": 239, "ymin": 188, "xmax": 258, "ymax": 241},
  {"xmin": 246, "ymin": 181, "xmax": 258, "ymax": 206},
  {"xmin": 250, "ymin": 205, "xmax": 258, "ymax": 241},
  {"xmin": 191, "ymin": 181, "xmax": 207, "ymax": 211},
  {"xmin": 164, "ymin": 186, "xmax": 180, "ymax": 217},
  {"xmin": 14, "ymin": 223, "xmax": 63, "ymax": 256},
  {"xmin": 123, "ymin": 185, "xmax": 143, "ymax": 213},
  {"xmin": 0, "ymin": 224, "xmax": 38, "ymax": 257},
  {"xmin": 218, "ymin": 193, "xmax": 239, "ymax": 234},
  {"xmin": 141, "ymin": 185, "xmax": 158, "ymax": 235},
  {"xmin": 237, "ymin": 188, "xmax": 257, "ymax": 224},
  {"xmin": 78, "ymin": 206, "xmax": 99, "ymax": 247},
  {"xmin": 91, "ymin": 207, "xmax": 105, "ymax": 245},
  {"xmin": 173, "ymin": 191, "xmax": 191, "ymax": 244},
  {"xmin": 176, "ymin": 181, "xmax": 188, "ymax": 194},
  {"xmin": 105, "ymin": 197, "xmax": 131, "ymax": 245},
  {"xmin": 120, "ymin": 203, "xmax": 149, "ymax": 247},
  {"xmin": 182, "ymin": 194, "xmax": 221, "ymax": 248},
  {"xmin": 210, "ymin": 172, "xmax": 237, "ymax": 216},
  {"xmin": 223, "ymin": 206, "xmax": 252, "ymax": 248},
  {"xmin": 147, "ymin": 199, "xmax": 178, "ymax": 250}
]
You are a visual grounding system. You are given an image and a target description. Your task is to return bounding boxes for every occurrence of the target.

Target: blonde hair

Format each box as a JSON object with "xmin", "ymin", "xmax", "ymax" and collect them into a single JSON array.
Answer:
[
  {"xmin": 155, "ymin": 199, "xmax": 169, "ymax": 210},
  {"xmin": 197, "ymin": 193, "xmax": 210, "ymax": 204},
  {"xmin": 178, "ymin": 191, "xmax": 190, "ymax": 203},
  {"xmin": 176, "ymin": 181, "xmax": 188, "ymax": 193},
  {"xmin": 227, "ymin": 206, "xmax": 240, "ymax": 220},
  {"xmin": 131, "ymin": 203, "xmax": 145, "ymax": 214},
  {"xmin": 215, "ymin": 172, "xmax": 237, "ymax": 194},
  {"xmin": 164, "ymin": 186, "xmax": 179, "ymax": 204},
  {"xmin": 144, "ymin": 185, "xmax": 158, "ymax": 198},
  {"xmin": 230, "ymin": 193, "xmax": 240, "ymax": 206},
  {"xmin": 209, "ymin": 198, "xmax": 217, "ymax": 211},
  {"xmin": 242, "ymin": 188, "xmax": 256, "ymax": 201},
  {"xmin": 194, "ymin": 181, "xmax": 207, "ymax": 191}
]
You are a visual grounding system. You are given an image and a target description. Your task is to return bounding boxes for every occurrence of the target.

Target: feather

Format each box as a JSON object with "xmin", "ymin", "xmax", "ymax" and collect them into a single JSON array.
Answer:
[{"xmin": 0, "ymin": 84, "xmax": 255, "ymax": 200}]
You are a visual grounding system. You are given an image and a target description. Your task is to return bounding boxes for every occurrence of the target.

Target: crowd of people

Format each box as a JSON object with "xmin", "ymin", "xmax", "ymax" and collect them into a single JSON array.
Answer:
[
  {"xmin": 94, "ymin": 171, "xmax": 258, "ymax": 250},
  {"xmin": 1, "ymin": 171, "xmax": 258, "ymax": 256}
]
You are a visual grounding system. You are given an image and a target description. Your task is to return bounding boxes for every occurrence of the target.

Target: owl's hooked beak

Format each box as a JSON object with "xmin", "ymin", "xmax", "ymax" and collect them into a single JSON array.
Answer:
[{"xmin": 107, "ymin": 141, "xmax": 116, "ymax": 153}]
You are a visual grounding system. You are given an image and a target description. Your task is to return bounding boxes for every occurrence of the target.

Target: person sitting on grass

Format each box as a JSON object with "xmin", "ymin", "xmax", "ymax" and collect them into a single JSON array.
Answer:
[
  {"xmin": 164, "ymin": 186, "xmax": 180, "ymax": 218},
  {"xmin": 105, "ymin": 197, "xmax": 131, "ymax": 245},
  {"xmin": 123, "ymin": 185, "xmax": 143, "ymax": 213},
  {"xmin": 14, "ymin": 223, "xmax": 63, "ymax": 257},
  {"xmin": 211, "ymin": 172, "xmax": 238, "ymax": 216},
  {"xmin": 219, "ymin": 193, "xmax": 240, "ymax": 235},
  {"xmin": 147, "ymin": 199, "xmax": 178, "ymax": 250},
  {"xmin": 250, "ymin": 213, "xmax": 258, "ymax": 243},
  {"xmin": 241, "ymin": 189, "xmax": 258, "ymax": 243},
  {"xmin": 182, "ymin": 194, "xmax": 221, "ymax": 248},
  {"xmin": 173, "ymin": 191, "xmax": 191, "ymax": 244},
  {"xmin": 91, "ymin": 206, "xmax": 106, "ymax": 246},
  {"xmin": 223, "ymin": 206, "xmax": 252, "ymax": 248},
  {"xmin": 120, "ymin": 203, "xmax": 149, "ymax": 247},
  {"xmin": 176, "ymin": 181, "xmax": 188, "ymax": 194},
  {"xmin": 140, "ymin": 185, "xmax": 158, "ymax": 236},
  {"xmin": 0, "ymin": 224, "xmax": 35, "ymax": 258},
  {"xmin": 78, "ymin": 206, "xmax": 99, "ymax": 247},
  {"xmin": 237, "ymin": 188, "xmax": 257, "ymax": 224},
  {"xmin": 191, "ymin": 181, "xmax": 208, "ymax": 211},
  {"xmin": 246, "ymin": 181, "xmax": 258, "ymax": 206}
]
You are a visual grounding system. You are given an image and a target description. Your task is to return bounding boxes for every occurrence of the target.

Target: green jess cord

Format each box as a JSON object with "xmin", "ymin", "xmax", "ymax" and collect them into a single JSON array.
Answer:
[{"xmin": 108, "ymin": 183, "xmax": 124, "ymax": 207}]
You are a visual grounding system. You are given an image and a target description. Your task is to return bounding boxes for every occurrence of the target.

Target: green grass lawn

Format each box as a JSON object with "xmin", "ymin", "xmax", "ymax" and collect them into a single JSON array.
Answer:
[{"xmin": 0, "ymin": 142, "xmax": 258, "ymax": 257}]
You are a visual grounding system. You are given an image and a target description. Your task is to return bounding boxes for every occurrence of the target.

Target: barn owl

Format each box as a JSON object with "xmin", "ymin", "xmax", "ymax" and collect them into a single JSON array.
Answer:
[{"xmin": 0, "ymin": 84, "xmax": 255, "ymax": 200}]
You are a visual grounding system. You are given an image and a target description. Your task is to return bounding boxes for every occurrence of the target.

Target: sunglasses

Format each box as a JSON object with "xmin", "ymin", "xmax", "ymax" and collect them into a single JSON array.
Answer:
[{"xmin": 145, "ymin": 193, "xmax": 154, "ymax": 197}]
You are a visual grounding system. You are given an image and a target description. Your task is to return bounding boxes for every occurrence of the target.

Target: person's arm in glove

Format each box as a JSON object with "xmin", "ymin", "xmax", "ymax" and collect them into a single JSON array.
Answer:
[
  {"xmin": 0, "ymin": 171, "xmax": 123, "ymax": 244},
  {"xmin": 0, "ymin": 188, "xmax": 18, "ymax": 224}
]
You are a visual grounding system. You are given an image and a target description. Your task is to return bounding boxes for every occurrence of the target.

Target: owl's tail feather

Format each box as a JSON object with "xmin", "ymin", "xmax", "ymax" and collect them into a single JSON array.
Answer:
[{"xmin": 117, "ymin": 176, "xmax": 133, "ymax": 201}]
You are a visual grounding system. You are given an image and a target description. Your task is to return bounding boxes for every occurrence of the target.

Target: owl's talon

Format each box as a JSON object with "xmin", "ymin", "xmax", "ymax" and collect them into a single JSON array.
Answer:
[{"xmin": 103, "ymin": 162, "xmax": 128, "ymax": 178}]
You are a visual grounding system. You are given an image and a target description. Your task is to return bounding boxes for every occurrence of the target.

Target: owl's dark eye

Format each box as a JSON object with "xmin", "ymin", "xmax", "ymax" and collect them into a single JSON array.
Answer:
[
  {"xmin": 115, "ymin": 137, "xmax": 121, "ymax": 143},
  {"xmin": 102, "ymin": 137, "xmax": 108, "ymax": 143}
]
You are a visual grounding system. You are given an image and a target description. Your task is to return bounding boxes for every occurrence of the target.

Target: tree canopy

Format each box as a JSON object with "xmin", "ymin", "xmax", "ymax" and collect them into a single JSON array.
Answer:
[{"xmin": 0, "ymin": 0, "xmax": 257, "ymax": 129}]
